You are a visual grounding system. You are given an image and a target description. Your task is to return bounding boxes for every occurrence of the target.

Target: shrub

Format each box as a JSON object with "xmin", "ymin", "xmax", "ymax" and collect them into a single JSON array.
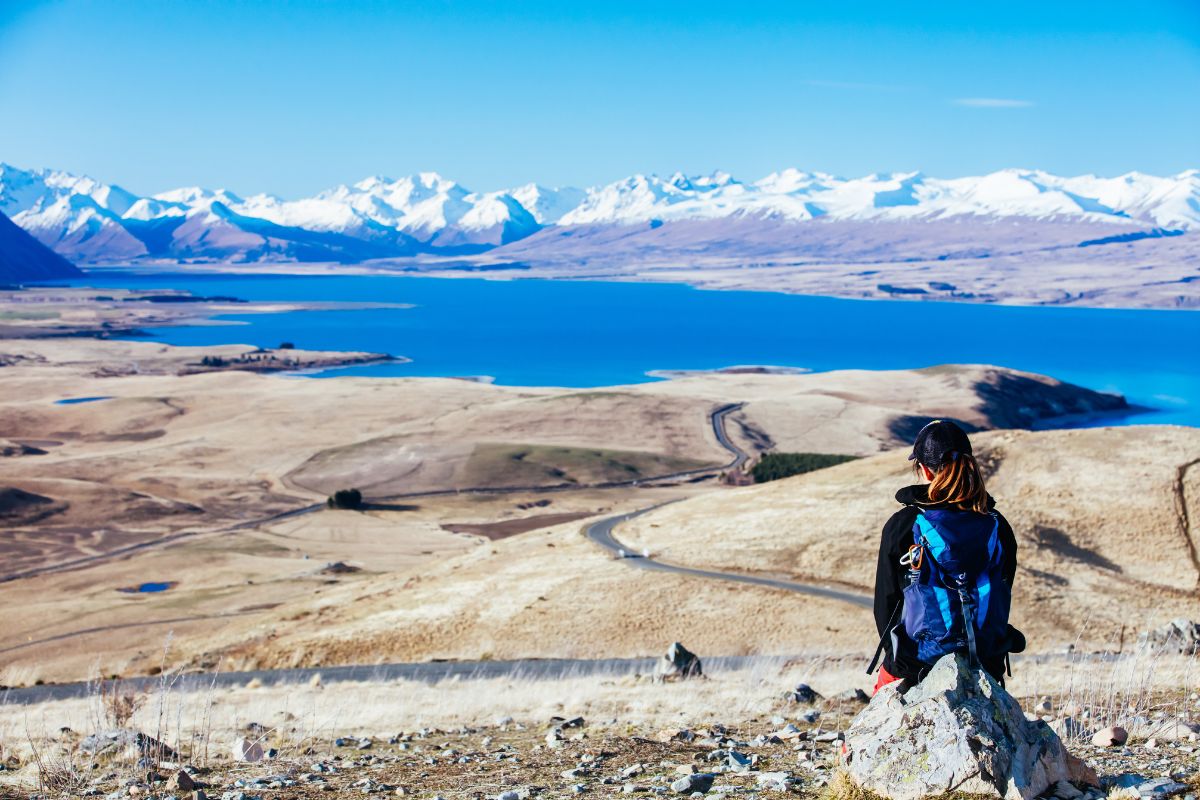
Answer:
[
  {"xmin": 279, "ymin": 341, "xmax": 295, "ymax": 349},
  {"xmin": 750, "ymin": 452, "xmax": 859, "ymax": 483},
  {"xmin": 327, "ymin": 488, "xmax": 363, "ymax": 510}
]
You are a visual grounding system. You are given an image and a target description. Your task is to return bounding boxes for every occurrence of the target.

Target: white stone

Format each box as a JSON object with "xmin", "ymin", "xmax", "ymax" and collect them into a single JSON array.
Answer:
[{"xmin": 843, "ymin": 655, "xmax": 1098, "ymax": 800}]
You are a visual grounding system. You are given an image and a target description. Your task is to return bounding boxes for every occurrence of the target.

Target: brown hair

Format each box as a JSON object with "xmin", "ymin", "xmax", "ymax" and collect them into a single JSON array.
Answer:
[{"xmin": 917, "ymin": 452, "xmax": 989, "ymax": 513}]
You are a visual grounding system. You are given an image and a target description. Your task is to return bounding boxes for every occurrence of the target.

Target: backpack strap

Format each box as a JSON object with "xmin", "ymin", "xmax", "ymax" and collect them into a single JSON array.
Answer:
[
  {"xmin": 974, "ymin": 514, "xmax": 1001, "ymax": 629},
  {"xmin": 912, "ymin": 514, "xmax": 955, "ymax": 633}
]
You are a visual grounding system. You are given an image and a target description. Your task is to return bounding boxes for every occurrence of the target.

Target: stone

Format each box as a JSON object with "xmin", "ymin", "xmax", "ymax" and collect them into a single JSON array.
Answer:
[
  {"xmin": 835, "ymin": 689, "xmax": 871, "ymax": 704},
  {"xmin": 1135, "ymin": 778, "xmax": 1191, "ymax": 798},
  {"xmin": 786, "ymin": 684, "xmax": 822, "ymax": 705},
  {"xmin": 1055, "ymin": 780, "xmax": 1085, "ymax": 799},
  {"xmin": 1091, "ymin": 727, "xmax": 1129, "ymax": 747},
  {"xmin": 756, "ymin": 772, "xmax": 793, "ymax": 792},
  {"xmin": 231, "ymin": 737, "xmax": 264, "ymax": 763},
  {"xmin": 843, "ymin": 654, "xmax": 1099, "ymax": 800},
  {"xmin": 1138, "ymin": 619, "xmax": 1200, "ymax": 654},
  {"xmin": 80, "ymin": 730, "xmax": 179, "ymax": 761},
  {"xmin": 658, "ymin": 642, "xmax": 703, "ymax": 681},
  {"xmin": 168, "ymin": 771, "xmax": 196, "ymax": 792},
  {"xmin": 670, "ymin": 774, "xmax": 715, "ymax": 795}
]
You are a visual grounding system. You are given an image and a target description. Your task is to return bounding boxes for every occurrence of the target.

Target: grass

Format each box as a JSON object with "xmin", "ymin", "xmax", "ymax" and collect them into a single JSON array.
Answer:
[{"xmin": 462, "ymin": 443, "xmax": 712, "ymax": 487}]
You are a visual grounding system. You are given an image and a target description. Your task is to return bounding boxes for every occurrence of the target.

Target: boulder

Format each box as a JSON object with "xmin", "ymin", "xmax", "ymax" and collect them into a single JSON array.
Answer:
[
  {"xmin": 843, "ymin": 655, "xmax": 1098, "ymax": 800},
  {"xmin": 78, "ymin": 729, "xmax": 179, "ymax": 761},
  {"xmin": 1138, "ymin": 619, "xmax": 1200, "ymax": 654},
  {"xmin": 657, "ymin": 642, "xmax": 703, "ymax": 681},
  {"xmin": 232, "ymin": 736, "xmax": 264, "ymax": 762}
]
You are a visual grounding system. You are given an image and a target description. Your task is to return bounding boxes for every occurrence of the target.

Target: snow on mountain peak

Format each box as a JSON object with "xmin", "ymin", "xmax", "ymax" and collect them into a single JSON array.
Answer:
[{"xmin": 3, "ymin": 162, "xmax": 1197, "ymax": 264}]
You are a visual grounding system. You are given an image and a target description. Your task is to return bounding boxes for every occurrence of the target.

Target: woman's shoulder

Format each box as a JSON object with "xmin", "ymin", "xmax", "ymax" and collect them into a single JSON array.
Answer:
[{"xmin": 881, "ymin": 494, "xmax": 921, "ymax": 554}]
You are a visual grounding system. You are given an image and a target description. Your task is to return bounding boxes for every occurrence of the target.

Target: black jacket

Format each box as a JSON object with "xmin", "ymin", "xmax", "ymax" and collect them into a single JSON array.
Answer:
[{"xmin": 873, "ymin": 485, "xmax": 1018, "ymax": 682}]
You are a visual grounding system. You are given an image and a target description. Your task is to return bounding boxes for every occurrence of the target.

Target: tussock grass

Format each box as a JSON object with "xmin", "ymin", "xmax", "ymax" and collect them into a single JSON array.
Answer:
[{"xmin": 821, "ymin": 770, "xmax": 887, "ymax": 800}]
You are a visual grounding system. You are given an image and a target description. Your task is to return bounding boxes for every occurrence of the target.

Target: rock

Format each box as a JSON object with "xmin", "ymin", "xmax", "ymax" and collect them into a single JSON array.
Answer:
[
  {"xmin": 168, "ymin": 771, "xmax": 196, "ymax": 792},
  {"xmin": 1055, "ymin": 780, "xmax": 1085, "ymax": 800},
  {"xmin": 498, "ymin": 792, "xmax": 520, "ymax": 800},
  {"xmin": 786, "ymin": 684, "xmax": 822, "ymax": 705},
  {"xmin": 658, "ymin": 642, "xmax": 703, "ymax": 681},
  {"xmin": 843, "ymin": 655, "xmax": 1099, "ymax": 800},
  {"xmin": 551, "ymin": 716, "xmax": 586, "ymax": 729},
  {"xmin": 80, "ymin": 730, "xmax": 180, "ymax": 761},
  {"xmin": 835, "ymin": 689, "xmax": 871, "ymax": 704},
  {"xmin": 621, "ymin": 765, "xmax": 645, "ymax": 779},
  {"xmin": 671, "ymin": 774, "xmax": 715, "ymax": 794},
  {"xmin": 232, "ymin": 737, "xmax": 264, "ymax": 763},
  {"xmin": 1091, "ymin": 726, "xmax": 1128, "ymax": 747},
  {"xmin": 1127, "ymin": 778, "xmax": 1191, "ymax": 798},
  {"xmin": 756, "ymin": 772, "xmax": 794, "ymax": 792},
  {"xmin": 1138, "ymin": 619, "xmax": 1200, "ymax": 654}
]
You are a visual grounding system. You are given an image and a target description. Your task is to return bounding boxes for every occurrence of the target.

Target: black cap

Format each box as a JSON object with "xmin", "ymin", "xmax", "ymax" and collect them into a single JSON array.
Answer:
[{"xmin": 908, "ymin": 419, "xmax": 972, "ymax": 470}]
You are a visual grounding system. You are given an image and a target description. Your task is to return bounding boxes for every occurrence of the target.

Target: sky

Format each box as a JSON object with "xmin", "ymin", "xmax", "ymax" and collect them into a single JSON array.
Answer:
[{"xmin": 1, "ymin": 0, "xmax": 1198, "ymax": 197}]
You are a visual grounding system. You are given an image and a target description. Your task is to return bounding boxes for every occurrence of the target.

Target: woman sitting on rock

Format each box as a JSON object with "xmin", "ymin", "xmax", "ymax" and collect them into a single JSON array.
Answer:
[{"xmin": 869, "ymin": 419, "xmax": 1023, "ymax": 693}]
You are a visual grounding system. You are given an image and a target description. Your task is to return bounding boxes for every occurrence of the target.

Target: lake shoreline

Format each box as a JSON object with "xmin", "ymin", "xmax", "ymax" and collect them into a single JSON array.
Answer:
[{"xmin": 75, "ymin": 260, "xmax": 1200, "ymax": 313}]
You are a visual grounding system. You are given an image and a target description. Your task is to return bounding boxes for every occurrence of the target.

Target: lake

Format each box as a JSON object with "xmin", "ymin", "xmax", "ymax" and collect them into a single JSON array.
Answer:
[{"xmin": 68, "ymin": 269, "xmax": 1200, "ymax": 427}]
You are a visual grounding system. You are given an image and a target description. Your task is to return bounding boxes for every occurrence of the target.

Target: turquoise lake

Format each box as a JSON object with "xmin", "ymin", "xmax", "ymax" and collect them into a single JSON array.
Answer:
[{"xmin": 67, "ymin": 270, "xmax": 1199, "ymax": 427}]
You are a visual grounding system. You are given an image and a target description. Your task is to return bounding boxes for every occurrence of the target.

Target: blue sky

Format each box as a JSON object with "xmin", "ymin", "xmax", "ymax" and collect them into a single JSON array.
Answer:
[{"xmin": 1, "ymin": 0, "xmax": 1197, "ymax": 197}]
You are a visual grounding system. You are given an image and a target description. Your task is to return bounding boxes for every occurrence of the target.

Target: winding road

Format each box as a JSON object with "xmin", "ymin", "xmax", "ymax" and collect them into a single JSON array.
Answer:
[
  {"xmin": 584, "ymin": 400, "xmax": 871, "ymax": 607},
  {"xmin": 585, "ymin": 506, "xmax": 871, "ymax": 607}
]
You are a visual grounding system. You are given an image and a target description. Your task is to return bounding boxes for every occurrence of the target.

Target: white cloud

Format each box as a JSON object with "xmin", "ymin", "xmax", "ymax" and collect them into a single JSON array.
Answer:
[{"xmin": 953, "ymin": 97, "xmax": 1034, "ymax": 108}]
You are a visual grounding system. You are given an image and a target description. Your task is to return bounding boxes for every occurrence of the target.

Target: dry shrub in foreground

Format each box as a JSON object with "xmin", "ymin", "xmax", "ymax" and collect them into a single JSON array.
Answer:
[
  {"xmin": 97, "ymin": 680, "xmax": 144, "ymax": 729},
  {"xmin": 821, "ymin": 770, "xmax": 887, "ymax": 800}
]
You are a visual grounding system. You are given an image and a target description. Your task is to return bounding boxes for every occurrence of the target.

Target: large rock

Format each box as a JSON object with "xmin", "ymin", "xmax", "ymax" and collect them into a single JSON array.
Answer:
[
  {"xmin": 657, "ymin": 642, "xmax": 703, "ymax": 681},
  {"xmin": 844, "ymin": 655, "xmax": 1097, "ymax": 800},
  {"xmin": 1138, "ymin": 619, "xmax": 1200, "ymax": 654},
  {"xmin": 78, "ymin": 729, "xmax": 179, "ymax": 761}
]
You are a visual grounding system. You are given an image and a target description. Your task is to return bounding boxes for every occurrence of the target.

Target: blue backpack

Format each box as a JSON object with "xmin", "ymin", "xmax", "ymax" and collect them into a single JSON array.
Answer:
[{"xmin": 900, "ymin": 509, "xmax": 1011, "ymax": 668}]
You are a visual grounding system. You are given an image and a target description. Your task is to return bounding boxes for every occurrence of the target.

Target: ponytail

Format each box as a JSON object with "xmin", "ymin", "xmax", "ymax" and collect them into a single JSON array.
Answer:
[{"xmin": 921, "ymin": 452, "xmax": 989, "ymax": 514}]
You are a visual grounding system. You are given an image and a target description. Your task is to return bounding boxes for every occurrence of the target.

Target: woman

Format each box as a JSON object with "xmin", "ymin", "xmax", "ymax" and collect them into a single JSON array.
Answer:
[{"xmin": 870, "ymin": 419, "xmax": 1021, "ymax": 694}]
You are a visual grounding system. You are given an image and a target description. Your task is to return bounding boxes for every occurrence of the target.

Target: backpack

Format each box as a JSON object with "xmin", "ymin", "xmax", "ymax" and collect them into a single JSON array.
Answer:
[
  {"xmin": 902, "ymin": 509, "xmax": 1010, "ymax": 667},
  {"xmin": 868, "ymin": 508, "xmax": 1014, "ymax": 678}
]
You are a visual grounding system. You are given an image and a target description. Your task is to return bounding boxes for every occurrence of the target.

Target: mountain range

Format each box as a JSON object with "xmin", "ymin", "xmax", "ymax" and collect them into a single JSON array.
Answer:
[{"xmin": 1, "ymin": 163, "xmax": 1197, "ymax": 265}]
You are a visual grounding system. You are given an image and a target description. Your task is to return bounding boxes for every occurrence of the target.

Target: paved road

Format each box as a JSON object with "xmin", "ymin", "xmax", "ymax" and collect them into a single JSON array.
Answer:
[
  {"xmin": 585, "ymin": 507, "xmax": 872, "ymax": 608},
  {"xmin": 584, "ymin": 401, "xmax": 872, "ymax": 609},
  {"xmin": 1, "ymin": 654, "xmax": 788, "ymax": 706}
]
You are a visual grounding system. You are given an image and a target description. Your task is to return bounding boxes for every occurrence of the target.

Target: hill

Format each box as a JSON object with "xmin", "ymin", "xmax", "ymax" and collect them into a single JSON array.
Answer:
[
  {"xmin": 0, "ymin": 209, "xmax": 81, "ymax": 282},
  {"xmin": 179, "ymin": 426, "xmax": 1200, "ymax": 674}
]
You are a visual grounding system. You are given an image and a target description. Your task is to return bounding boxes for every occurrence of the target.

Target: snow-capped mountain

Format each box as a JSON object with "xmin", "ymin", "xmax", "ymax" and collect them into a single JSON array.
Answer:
[{"xmin": 1, "ymin": 163, "xmax": 1196, "ymax": 264}]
